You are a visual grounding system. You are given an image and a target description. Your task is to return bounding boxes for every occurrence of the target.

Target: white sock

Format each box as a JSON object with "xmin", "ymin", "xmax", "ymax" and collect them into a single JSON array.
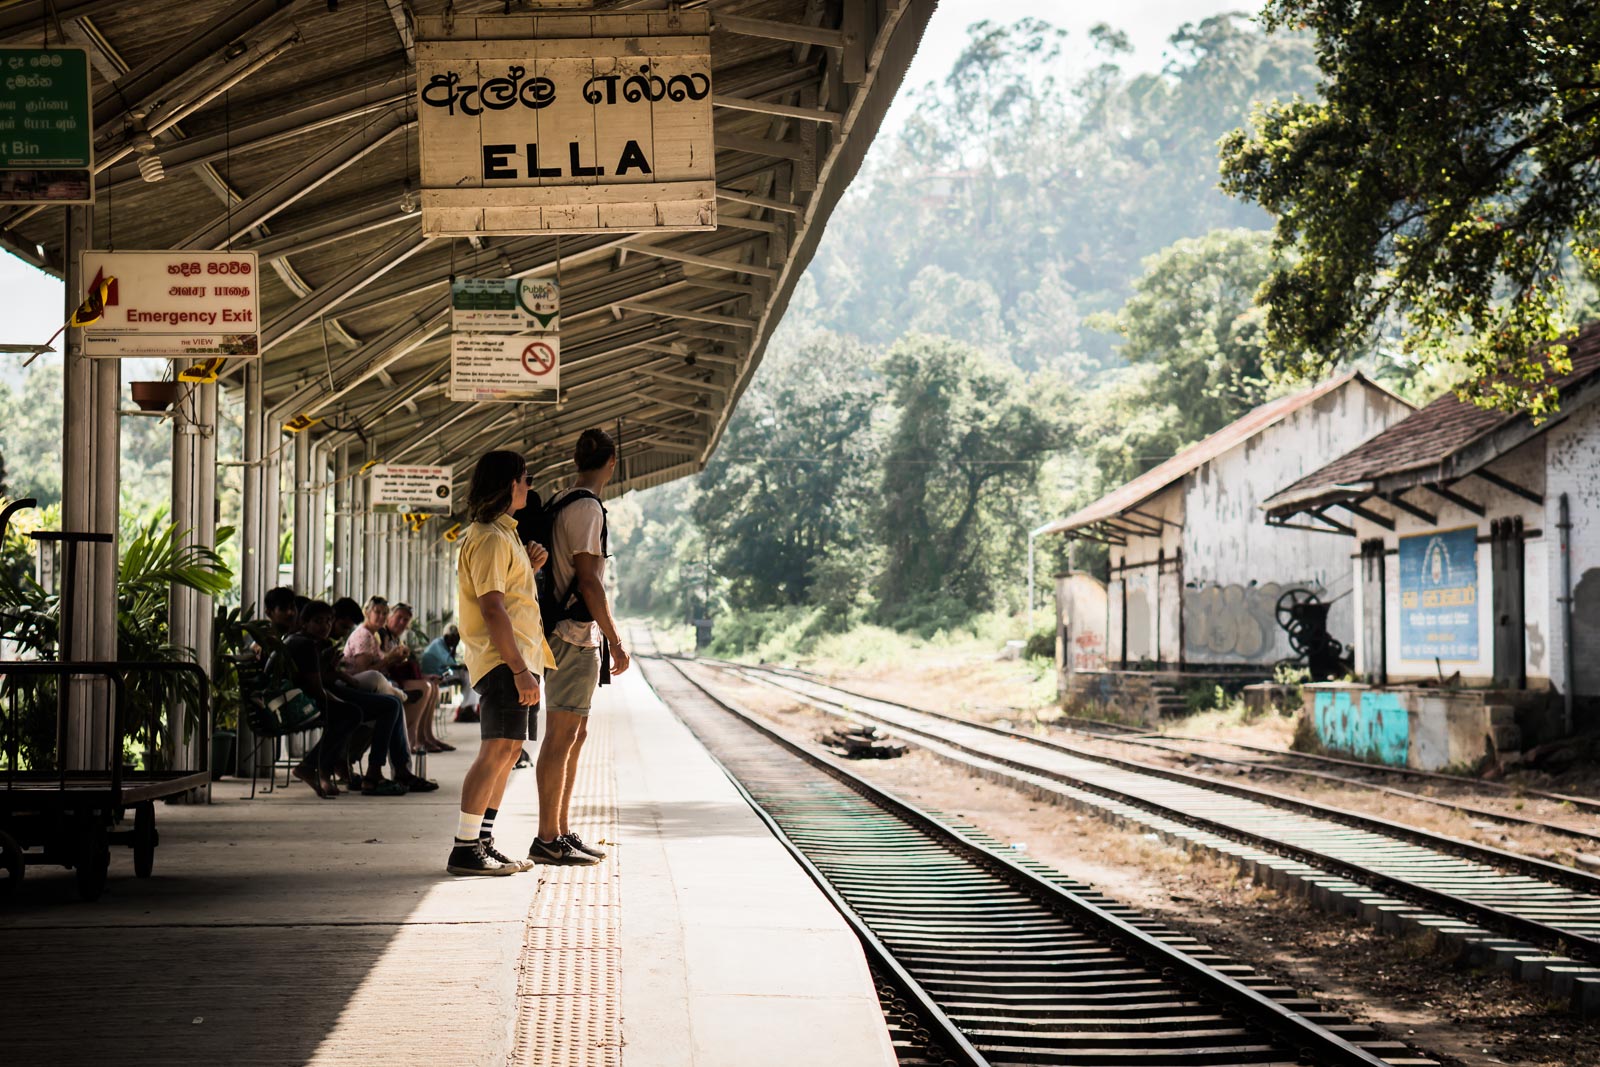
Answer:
[{"xmin": 455, "ymin": 811, "xmax": 482, "ymax": 843}]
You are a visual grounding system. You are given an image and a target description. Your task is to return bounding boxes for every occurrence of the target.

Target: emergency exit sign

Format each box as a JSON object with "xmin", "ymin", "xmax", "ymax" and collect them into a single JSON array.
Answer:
[{"xmin": 0, "ymin": 47, "xmax": 92, "ymax": 204}]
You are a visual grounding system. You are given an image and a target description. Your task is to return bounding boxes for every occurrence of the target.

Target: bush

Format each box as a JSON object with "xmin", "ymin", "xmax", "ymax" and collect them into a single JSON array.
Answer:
[{"xmin": 1023, "ymin": 628, "xmax": 1055, "ymax": 661}]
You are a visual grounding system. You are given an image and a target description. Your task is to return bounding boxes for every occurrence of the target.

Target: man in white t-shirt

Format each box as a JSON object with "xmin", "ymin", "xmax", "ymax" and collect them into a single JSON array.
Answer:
[{"xmin": 529, "ymin": 428, "xmax": 630, "ymax": 864}]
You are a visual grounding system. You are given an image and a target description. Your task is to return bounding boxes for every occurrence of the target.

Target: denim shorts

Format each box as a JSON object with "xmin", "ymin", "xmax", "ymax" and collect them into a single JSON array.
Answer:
[{"xmin": 474, "ymin": 664, "xmax": 536, "ymax": 740}]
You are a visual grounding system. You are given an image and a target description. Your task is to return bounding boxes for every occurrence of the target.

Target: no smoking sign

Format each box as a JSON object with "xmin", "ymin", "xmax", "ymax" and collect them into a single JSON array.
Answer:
[{"xmin": 521, "ymin": 341, "xmax": 556, "ymax": 377}]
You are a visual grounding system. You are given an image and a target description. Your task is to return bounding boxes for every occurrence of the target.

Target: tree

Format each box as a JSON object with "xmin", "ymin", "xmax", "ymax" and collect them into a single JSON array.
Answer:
[
  {"xmin": 876, "ymin": 335, "xmax": 1065, "ymax": 614},
  {"xmin": 1220, "ymin": 0, "xmax": 1600, "ymax": 414},
  {"xmin": 1089, "ymin": 228, "xmax": 1280, "ymax": 482},
  {"xmin": 692, "ymin": 333, "xmax": 882, "ymax": 610}
]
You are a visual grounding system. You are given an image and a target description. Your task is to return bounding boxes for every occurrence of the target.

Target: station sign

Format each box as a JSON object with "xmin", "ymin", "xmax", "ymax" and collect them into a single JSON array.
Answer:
[
  {"xmin": 449, "ymin": 334, "xmax": 559, "ymax": 403},
  {"xmin": 0, "ymin": 47, "xmax": 93, "ymax": 204},
  {"xmin": 416, "ymin": 11, "xmax": 715, "ymax": 236},
  {"xmin": 370, "ymin": 464, "xmax": 453, "ymax": 514},
  {"xmin": 79, "ymin": 250, "xmax": 259, "ymax": 358},
  {"xmin": 451, "ymin": 277, "xmax": 559, "ymax": 332},
  {"xmin": 1398, "ymin": 526, "xmax": 1479, "ymax": 661}
]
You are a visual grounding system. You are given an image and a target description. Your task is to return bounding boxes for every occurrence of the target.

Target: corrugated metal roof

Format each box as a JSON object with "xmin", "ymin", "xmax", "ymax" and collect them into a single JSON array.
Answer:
[
  {"xmin": 1039, "ymin": 370, "xmax": 1398, "ymax": 537},
  {"xmin": 0, "ymin": 0, "xmax": 936, "ymax": 499},
  {"xmin": 1264, "ymin": 321, "xmax": 1600, "ymax": 514}
]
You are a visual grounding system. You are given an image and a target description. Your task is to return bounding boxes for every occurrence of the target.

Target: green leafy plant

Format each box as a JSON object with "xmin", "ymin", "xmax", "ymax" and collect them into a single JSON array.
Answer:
[{"xmin": 0, "ymin": 513, "xmax": 234, "ymax": 771}]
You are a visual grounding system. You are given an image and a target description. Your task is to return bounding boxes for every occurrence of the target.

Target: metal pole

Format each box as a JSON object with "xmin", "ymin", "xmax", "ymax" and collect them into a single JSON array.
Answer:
[
  {"xmin": 291, "ymin": 432, "xmax": 311, "ymax": 590},
  {"xmin": 1560, "ymin": 493, "xmax": 1574, "ymax": 736},
  {"xmin": 309, "ymin": 442, "xmax": 328, "ymax": 597},
  {"xmin": 240, "ymin": 362, "xmax": 264, "ymax": 612},
  {"xmin": 1027, "ymin": 530, "xmax": 1038, "ymax": 633},
  {"xmin": 61, "ymin": 203, "xmax": 114, "ymax": 769},
  {"xmin": 332, "ymin": 444, "xmax": 350, "ymax": 597}
]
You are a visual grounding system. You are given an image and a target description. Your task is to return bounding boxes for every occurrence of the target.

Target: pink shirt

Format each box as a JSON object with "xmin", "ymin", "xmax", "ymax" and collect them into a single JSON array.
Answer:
[{"xmin": 342, "ymin": 624, "xmax": 385, "ymax": 671}]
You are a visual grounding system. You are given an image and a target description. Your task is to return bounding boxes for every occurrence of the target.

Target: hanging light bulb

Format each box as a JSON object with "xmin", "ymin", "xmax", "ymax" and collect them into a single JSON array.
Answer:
[
  {"xmin": 130, "ymin": 127, "xmax": 164, "ymax": 183},
  {"xmin": 399, "ymin": 179, "xmax": 418, "ymax": 214}
]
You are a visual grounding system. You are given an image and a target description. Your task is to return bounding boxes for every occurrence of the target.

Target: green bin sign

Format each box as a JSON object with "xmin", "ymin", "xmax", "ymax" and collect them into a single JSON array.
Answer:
[{"xmin": 0, "ymin": 46, "xmax": 93, "ymax": 204}]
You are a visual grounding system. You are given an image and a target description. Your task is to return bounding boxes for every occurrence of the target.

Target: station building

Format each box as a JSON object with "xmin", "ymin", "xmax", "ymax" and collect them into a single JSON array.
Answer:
[
  {"xmin": 1038, "ymin": 371, "xmax": 1413, "ymax": 722},
  {"xmin": 1263, "ymin": 322, "xmax": 1600, "ymax": 771}
]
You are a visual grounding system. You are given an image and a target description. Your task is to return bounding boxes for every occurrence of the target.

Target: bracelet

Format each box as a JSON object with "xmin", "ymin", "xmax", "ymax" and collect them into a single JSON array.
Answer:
[{"xmin": 513, "ymin": 667, "xmax": 533, "ymax": 678}]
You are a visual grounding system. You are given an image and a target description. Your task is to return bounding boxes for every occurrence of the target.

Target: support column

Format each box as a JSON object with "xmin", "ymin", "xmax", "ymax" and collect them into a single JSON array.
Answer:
[
  {"xmin": 61, "ymin": 203, "xmax": 119, "ymax": 771},
  {"xmin": 240, "ymin": 362, "xmax": 265, "ymax": 613},
  {"xmin": 291, "ymin": 432, "xmax": 311, "ymax": 591},
  {"xmin": 169, "ymin": 380, "xmax": 217, "ymax": 772},
  {"xmin": 261, "ymin": 416, "xmax": 284, "ymax": 597},
  {"xmin": 308, "ymin": 442, "xmax": 328, "ymax": 597},
  {"xmin": 332, "ymin": 444, "xmax": 351, "ymax": 598}
]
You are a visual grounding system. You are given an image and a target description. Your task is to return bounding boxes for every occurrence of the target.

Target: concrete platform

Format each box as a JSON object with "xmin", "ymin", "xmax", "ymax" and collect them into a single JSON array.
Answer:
[{"xmin": 0, "ymin": 665, "xmax": 896, "ymax": 1067}]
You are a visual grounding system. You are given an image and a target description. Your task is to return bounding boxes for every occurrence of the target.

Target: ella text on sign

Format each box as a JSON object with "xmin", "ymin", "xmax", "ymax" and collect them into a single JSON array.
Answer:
[
  {"xmin": 80, "ymin": 251, "xmax": 260, "ymax": 358},
  {"xmin": 417, "ymin": 12, "xmax": 715, "ymax": 236}
]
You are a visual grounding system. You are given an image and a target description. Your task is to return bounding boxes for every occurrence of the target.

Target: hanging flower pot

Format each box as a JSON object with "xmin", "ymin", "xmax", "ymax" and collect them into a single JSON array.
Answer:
[{"xmin": 130, "ymin": 380, "xmax": 180, "ymax": 412}]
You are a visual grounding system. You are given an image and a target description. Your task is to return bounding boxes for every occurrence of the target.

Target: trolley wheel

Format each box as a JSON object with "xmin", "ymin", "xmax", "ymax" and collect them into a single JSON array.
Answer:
[
  {"xmin": 1275, "ymin": 588, "xmax": 1320, "ymax": 633},
  {"xmin": 74, "ymin": 821, "xmax": 110, "ymax": 902},
  {"xmin": 0, "ymin": 828, "xmax": 22, "ymax": 897},
  {"xmin": 133, "ymin": 802, "xmax": 157, "ymax": 879}
]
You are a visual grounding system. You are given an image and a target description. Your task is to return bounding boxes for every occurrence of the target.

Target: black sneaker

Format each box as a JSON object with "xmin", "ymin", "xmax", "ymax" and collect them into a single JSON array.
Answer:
[
  {"xmin": 562, "ymin": 832, "xmax": 607, "ymax": 860},
  {"xmin": 446, "ymin": 839, "xmax": 516, "ymax": 876},
  {"xmin": 527, "ymin": 836, "xmax": 600, "ymax": 866},
  {"xmin": 482, "ymin": 836, "xmax": 533, "ymax": 872},
  {"xmin": 514, "ymin": 748, "xmax": 532, "ymax": 769}
]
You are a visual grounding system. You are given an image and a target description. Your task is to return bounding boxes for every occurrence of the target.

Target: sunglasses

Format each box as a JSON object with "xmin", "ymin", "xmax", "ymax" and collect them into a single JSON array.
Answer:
[{"xmin": 521, "ymin": 474, "xmax": 534, "ymax": 486}]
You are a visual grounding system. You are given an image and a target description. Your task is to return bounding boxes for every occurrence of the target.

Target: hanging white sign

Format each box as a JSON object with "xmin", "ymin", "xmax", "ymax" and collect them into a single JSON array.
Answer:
[
  {"xmin": 416, "ymin": 11, "xmax": 715, "ymax": 236},
  {"xmin": 370, "ymin": 464, "xmax": 454, "ymax": 513},
  {"xmin": 78, "ymin": 250, "xmax": 259, "ymax": 357},
  {"xmin": 451, "ymin": 277, "xmax": 559, "ymax": 332},
  {"xmin": 450, "ymin": 334, "xmax": 560, "ymax": 403}
]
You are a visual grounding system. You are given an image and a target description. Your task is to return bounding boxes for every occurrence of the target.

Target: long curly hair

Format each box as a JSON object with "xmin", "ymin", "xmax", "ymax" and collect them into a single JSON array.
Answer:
[{"xmin": 466, "ymin": 450, "xmax": 527, "ymax": 525}]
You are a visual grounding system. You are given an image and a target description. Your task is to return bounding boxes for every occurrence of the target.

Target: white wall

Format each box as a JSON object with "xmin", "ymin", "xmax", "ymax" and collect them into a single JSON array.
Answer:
[
  {"xmin": 1544, "ymin": 400, "xmax": 1600, "ymax": 699},
  {"xmin": 1106, "ymin": 485, "xmax": 1183, "ymax": 665},
  {"xmin": 1182, "ymin": 379, "xmax": 1413, "ymax": 666}
]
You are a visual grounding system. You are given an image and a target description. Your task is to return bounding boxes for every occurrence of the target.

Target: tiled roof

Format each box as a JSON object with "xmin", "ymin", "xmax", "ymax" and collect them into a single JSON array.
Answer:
[
  {"xmin": 1038, "ymin": 371, "xmax": 1396, "ymax": 537},
  {"xmin": 1265, "ymin": 321, "xmax": 1600, "ymax": 512}
]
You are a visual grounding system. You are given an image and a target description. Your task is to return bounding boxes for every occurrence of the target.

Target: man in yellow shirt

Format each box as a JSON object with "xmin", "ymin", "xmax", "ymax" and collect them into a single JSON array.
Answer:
[{"xmin": 446, "ymin": 450, "xmax": 569, "ymax": 875}]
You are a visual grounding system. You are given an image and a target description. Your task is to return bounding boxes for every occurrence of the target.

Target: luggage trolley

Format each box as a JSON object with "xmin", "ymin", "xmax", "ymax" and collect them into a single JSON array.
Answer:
[{"xmin": 0, "ymin": 500, "xmax": 211, "ymax": 901}]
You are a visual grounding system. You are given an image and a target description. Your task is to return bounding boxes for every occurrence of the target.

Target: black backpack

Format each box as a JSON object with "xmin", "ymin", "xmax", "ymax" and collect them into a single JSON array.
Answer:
[{"xmin": 517, "ymin": 488, "xmax": 609, "ymax": 638}]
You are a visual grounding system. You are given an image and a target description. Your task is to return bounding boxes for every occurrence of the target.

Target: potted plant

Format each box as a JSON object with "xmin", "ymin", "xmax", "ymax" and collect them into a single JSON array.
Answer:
[{"xmin": 129, "ymin": 379, "xmax": 180, "ymax": 412}]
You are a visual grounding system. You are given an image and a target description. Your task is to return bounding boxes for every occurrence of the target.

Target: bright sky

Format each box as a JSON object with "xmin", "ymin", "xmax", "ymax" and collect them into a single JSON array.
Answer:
[
  {"xmin": 0, "ymin": 1, "xmax": 1255, "ymax": 355},
  {"xmin": 885, "ymin": 0, "xmax": 1257, "ymax": 130}
]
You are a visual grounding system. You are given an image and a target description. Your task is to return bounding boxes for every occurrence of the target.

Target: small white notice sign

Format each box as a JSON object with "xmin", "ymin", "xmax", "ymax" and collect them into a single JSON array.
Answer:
[
  {"xmin": 370, "ymin": 464, "xmax": 454, "ymax": 513},
  {"xmin": 451, "ymin": 277, "xmax": 559, "ymax": 332},
  {"xmin": 449, "ymin": 334, "xmax": 560, "ymax": 403},
  {"xmin": 80, "ymin": 250, "xmax": 259, "ymax": 357}
]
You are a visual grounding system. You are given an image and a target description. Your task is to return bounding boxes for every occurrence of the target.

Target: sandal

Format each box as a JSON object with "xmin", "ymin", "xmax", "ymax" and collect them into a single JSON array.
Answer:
[
  {"xmin": 361, "ymin": 778, "xmax": 409, "ymax": 797},
  {"xmin": 401, "ymin": 773, "xmax": 440, "ymax": 793}
]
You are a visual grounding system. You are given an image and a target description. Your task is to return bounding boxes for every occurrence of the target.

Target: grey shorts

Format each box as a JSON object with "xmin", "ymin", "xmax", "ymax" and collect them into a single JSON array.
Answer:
[
  {"xmin": 474, "ymin": 664, "xmax": 535, "ymax": 740},
  {"xmin": 546, "ymin": 635, "xmax": 600, "ymax": 716}
]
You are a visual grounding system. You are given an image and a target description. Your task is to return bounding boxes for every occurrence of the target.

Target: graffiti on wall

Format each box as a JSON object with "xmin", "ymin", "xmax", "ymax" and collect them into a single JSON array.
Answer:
[
  {"xmin": 1183, "ymin": 581, "xmax": 1309, "ymax": 659},
  {"xmin": 1313, "ymin": 689, "xmax": 1410, "ymax": 766}
]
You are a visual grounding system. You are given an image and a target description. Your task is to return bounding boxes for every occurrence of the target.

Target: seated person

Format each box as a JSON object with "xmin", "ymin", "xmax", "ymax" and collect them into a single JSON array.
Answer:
[
  {"xmin": 333, "ymin": 596, "xmax": 408, "ymax": 701},
  {"xmin": 264, "ymin": 586, "xmax": 299, "ymax": 639},
  {"xmin": 281, "ymin": 601, "xmax": 372, "ymax": 799},
  {"xmin": 386, "ymin": 602, "xmax": 451, "ymax": 753},
  {"xmin": 421, "ymin": 625, "xmax": 479, "ymax": 723},
  {"xmin": 292, "ymin": 600, "xmax": 437, "ymax": 796}
]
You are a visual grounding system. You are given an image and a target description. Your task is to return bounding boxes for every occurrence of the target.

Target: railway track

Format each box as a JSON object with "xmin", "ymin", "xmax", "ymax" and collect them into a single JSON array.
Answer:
[
  {"xmin": 682, "ymin": 654, "xmax": 1600, "ymax": 1012},
  {"xmin": 639, "ymin": 645, "xmax": 1423, "ymax": 1066}
]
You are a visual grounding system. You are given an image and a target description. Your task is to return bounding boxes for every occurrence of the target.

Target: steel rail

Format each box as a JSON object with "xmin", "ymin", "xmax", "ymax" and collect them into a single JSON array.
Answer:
[
  {"xmin": 693, "ymin": 657, "xmax": 1600, "ymax": 969},
  {"xmin": 644, "ymin": 650, "xmax": 1398, "ymax": 1067}
]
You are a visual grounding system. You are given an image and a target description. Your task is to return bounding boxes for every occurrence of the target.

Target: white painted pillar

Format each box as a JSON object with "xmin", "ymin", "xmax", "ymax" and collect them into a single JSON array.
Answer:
[{"xmin": 332, "ymin": 444, "xmax": 351, "ymax": 598}]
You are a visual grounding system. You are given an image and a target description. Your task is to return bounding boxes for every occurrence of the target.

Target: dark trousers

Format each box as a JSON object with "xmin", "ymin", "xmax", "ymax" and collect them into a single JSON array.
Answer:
[
  {"xmin": 331, "ymin": 683, "xmax": 410, "ymax": 776},
  {"xmin": 299, "ymin": 687, "xmax": 407, "ymax": 778}
]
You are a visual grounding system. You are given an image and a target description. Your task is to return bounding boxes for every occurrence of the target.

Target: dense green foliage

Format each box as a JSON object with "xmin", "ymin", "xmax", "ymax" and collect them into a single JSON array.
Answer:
[
  {"xmin": 615, "ymin": 15, "xmax": 1341, "ymax": 648},
  {"xmin": 1219, "ymin": 0, "xmax": 1600, "ymax": 413}
]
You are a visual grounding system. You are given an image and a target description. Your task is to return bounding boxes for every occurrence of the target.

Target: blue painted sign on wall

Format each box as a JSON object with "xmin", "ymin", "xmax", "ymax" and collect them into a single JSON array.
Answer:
[{"xmin": 1398, "ymin": 526, "xmax": 1478, "ymax": 660}]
